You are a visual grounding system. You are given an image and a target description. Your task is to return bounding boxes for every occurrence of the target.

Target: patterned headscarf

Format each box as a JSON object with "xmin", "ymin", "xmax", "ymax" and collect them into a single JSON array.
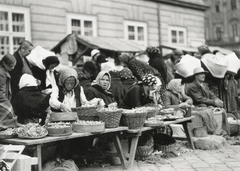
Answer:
[
  {"xmin": 146, "ymin": 46, "xmax": 160, "ymax": 54},
  {"xmin": 119, "ymin": 68, "xmax": 135, "ymax": 80},
  {"xmin": 142, "ymin": 74, "xmax": 157, "ymax": 86}
]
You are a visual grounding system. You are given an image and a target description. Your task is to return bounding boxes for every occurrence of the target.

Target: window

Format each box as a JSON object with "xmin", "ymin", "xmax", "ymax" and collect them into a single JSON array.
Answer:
[
  {"xmin": 0, "ymin": 5, "xmax": 31, "ymax": 56},
  {"xmin": 168, "ymin": 26, "xmax": 187, "ymax": 45},
  {"xmin": 232, "ymin": 23, "xmax": 238, "ymax": 37},
  {"xmin": 216, "ymin": 27, "xmax": 222, "ymax": 40},
  {"xmin": 67, "ymin": 13, "xmax": 97, "ymax": 37},
  {"xmin": 124, "ymin": 21, "xmax": 147, "ymax": 46},
  {"xmin": 231, "ymin": 0, "xmax": 237, "ymax": 10},
  {"xmin": 215, "ymin": 2, "xmax": 220, "ymax": 12}
]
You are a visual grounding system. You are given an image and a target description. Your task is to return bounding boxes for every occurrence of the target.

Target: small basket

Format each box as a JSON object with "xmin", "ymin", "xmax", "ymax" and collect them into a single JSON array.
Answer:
[
  {"xmin": 98, "ymin": 110, "xmax": 123, "ymax": 128},
  {"xmin": 121, "ymin": 112, "xmax": 147, "ymax": 129},
  {"xmin": 72, "ymin": 106, "xmax": 99, "ymax": 121},
  {"xmin": 213, "ymin": 108, "xmax": 223, "ymax": 130},
  {"xmin": 135, "ymin": 133, "xmax": 154, "ymax": 159},
  {"xmin": 155, "ymin": 143, "xmax": 176, "ymax": 153}
]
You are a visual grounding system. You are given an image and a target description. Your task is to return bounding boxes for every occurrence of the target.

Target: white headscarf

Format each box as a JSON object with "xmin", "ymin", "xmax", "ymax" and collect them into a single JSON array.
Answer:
[{"xmin": 19, "ymin": 74, "xmax": 38, "ymax": 89}]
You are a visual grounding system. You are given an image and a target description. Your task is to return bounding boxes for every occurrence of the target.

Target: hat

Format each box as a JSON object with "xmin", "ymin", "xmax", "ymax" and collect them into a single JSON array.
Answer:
[
  {"xmin": 96, "ymin": 54, "xmax": 108, "ymax": 64},
  {"xmin": 83, "ymin": 61, "xmax": 96, "ymax": 74},
  {"xmin": 172, "ymin": 49, "xmax": 183, "ymax": 57},
  {"xmin": 91, "ymin": 49, "xmax": 100, "ymax": 58},
  {"xmin": 193, "ymin": 67, "xmax": 208, "ymax": 75},
  {"xmin": 1, "ymin": 53, "xmax": 16, "ymax": 66},
  {"xmin": 43, "ymin": 56, "xmax": 59, "ymax": 69}
]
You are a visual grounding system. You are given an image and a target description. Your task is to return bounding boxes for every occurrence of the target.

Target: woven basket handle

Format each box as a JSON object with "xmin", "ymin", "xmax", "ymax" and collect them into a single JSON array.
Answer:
[
  {"xmin": 212, "ymin": 107, "xmax": 222, "ymax": 113},
  {"xmin": 227, "ymin": 113, "xmax": 240, "ymax": 125}
]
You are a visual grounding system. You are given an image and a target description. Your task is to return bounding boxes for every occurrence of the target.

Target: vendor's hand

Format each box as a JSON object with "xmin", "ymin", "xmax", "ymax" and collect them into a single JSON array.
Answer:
[
  {"xmin": 98, "ymin": 99, "xmax": 105, "ymax": 107},
  {"xmin": 214, "ymin": 99, "xmax": 223, "ymax": 108},
  {"xmin": 41, "ymin": 88, "xmax": 52, "ymax": 95},
  {"xmin": 179, "ymin": 102, "xmax": 191, "ymax": 108},
  {"xmin": 60, "ymin": 104, "xmax": 71, "ymax": 112}
]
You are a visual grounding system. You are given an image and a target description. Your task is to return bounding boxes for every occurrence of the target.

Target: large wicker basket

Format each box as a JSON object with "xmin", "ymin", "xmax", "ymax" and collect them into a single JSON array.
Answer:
[
  {"xmin": 72, "ymin": 106, "xmax": 99, "ymax": 121},
  {"xmin": 121, "ymin": 112, "xmax": 147, "ymax": 129},
  {"xmin": 135, "ymin": 133, "xmax": 154, "ymax": 159},
  {"xmin": 97, "ymin": 109, "xmax": 123, "ymax": 128}
]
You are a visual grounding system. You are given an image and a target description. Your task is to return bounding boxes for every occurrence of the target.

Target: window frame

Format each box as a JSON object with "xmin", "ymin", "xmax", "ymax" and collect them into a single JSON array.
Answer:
[
  {"xmin": 66, "ymin": 13, "xmax": 97, "ymax": 37},
  {"xmin": 0, "ymin": 5, "xmax": 31, "ymax": 54},
  {"xmin": 168, "ymin": 26, "xmax": 187, "ymax": 46},
  {"xmin": 124, "ymin": 21, "xmax": 148, "ymax": 46}
]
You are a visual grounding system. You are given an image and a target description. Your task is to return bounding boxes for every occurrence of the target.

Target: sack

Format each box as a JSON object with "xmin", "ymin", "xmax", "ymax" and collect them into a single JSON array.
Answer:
[
  {"xmin": 193, "ymin": 135, "xmax": 226, "ymax": 150},
  {"xmin": 193, "ymin": 126, "xmax": 208, "ymax": 137},
  {"xmin": 43, "ymin": 158, "xmax": 79, "ymax": 171}
]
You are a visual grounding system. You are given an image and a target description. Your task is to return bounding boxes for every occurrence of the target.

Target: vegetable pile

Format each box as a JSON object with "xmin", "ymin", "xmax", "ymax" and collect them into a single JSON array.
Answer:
[{"xmin": 16, "ymin": 123, "xmax": 47, "ymax": 138}]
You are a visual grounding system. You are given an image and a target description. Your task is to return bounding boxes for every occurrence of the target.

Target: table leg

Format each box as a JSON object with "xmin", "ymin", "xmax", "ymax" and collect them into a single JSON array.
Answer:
[
  {"xmin": 33, "ymin": 145, "xmax": 42, "ymax": 171},
  {"xmin": 128, "ymin": 135, "xmax": 139, "ymax": 169},
  {"xmin": 113, "ymin": 134, "xmax": 127, "ymax": 170},
  {"xmin": 182, "ymin": 122, "xmax": 195, "ymax": 150}
]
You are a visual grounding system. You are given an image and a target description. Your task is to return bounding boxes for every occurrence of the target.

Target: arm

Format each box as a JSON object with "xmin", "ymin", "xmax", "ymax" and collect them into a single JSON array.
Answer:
[
  {"xmin": 49, "ymin": 86, "xmax": 62, "ymax": 110},
  {"xmin": 182, "ymin": 93, "xmax": 193, "ymax": 105},
  {"xmin": 80, "ymin": 86, "xmax": 88, "ymax": 105}
]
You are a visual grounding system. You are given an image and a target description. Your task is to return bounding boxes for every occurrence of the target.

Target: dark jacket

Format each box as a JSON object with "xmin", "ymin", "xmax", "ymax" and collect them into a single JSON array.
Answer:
[
  {"xmin": 148, "ymin": 53, "xmax": 167, "ymax": 83},
  {"xmin": 86, "ymin": 84, "xmax": 115, "ymax": 106},
  {"xmin": 164, "ymin": 90, "xmax": 192, "ymax": 108},
  {"xmin": 186, "ymin": 80, "xmax": 218, "ymax": 107},
  {"xmin": 11, "ymin": 86, "xmax": 50, "ymax": 125},
  {"xmin": 119, "ymin": 84, "xmax": 152, "ymax": 109}
]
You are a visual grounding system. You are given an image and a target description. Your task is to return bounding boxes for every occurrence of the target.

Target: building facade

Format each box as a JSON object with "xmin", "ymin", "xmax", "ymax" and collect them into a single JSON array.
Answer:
[
  {"xmin": 0, "ymin": 0, "xmax": 207, "ymax": 58},
  {"xmin": 205, "ymin": 0, "xmax": 240, "ymax": 50}
]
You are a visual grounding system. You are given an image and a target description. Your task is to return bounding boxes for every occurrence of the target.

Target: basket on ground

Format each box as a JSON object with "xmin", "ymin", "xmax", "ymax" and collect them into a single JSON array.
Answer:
[
  {"xmin": 97, "ymin": 108, "xmax": 122, "ymax": 128},
  {"xmin": 121, "ymin": 112, "xmax": 147, "ymax": 129},
  {"xmin": 72, "ymin": 106, "xmax": 99, "ymax": 121},
  {"xmin": 135, "ymin": 133, "xmax": 154, "ymax": 159}
]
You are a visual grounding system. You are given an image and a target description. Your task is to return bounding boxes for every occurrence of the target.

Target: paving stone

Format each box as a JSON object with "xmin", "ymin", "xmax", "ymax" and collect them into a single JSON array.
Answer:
[
  {"xmin": 226, "ymin": 162, "xmax": 240, "ymax": 167},
  {"xmin": 209, "ymin": 163, "xmax": 230, "ymax": 169},
  {"xmin": 191, "ymin": 161, "xmax": 210, "ymax": 168},
  {"xmin": 157, "ymin": 167, "xmax": 176, "ymax": 171}
]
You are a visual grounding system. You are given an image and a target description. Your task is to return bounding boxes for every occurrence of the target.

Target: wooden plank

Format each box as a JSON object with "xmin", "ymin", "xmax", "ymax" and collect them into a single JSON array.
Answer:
[
  {"xmin": 182, "ymin": 122, "xmax": 195, "ymax": 150},
  {"xmin": 33, "ymin": 145, "xmax": 41, "ymax": 171},
  {"xmin": 113, "ymin": 134, "xmax": 127, "ymax": 170},
  {"xmin": 0, "ymin": 127, "xmax": 129, "ymax": 146}
]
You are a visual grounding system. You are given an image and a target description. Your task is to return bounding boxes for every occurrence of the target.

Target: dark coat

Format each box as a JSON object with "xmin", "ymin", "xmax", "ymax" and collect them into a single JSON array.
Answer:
[
  {"xmin": 186, "ymin": 80, "xmax": 218, "ymax": 107},
  {"xmin": 11, "ymin": 86, "xmax": 50, "ymax": 125},
  {"xmin": 86, "ymin": 84, "xmax": 115, "ymax": 106},
  {"xmin": 119, "ymin": 84, "xmax": 152, "ymax": 109},
  {"xmin": 164, "ymin": 90, "xmax": 193, "ymax": 108},
  {"xmin": 148, "ymin": 53, "xmax": 167, "ymax": 83}
]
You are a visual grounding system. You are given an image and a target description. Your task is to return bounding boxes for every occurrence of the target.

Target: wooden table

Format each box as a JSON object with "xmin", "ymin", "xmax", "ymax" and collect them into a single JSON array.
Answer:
[
  {"xmin": 0, "ymin": 127, "xmax": 128, "ymax": 171},
  {"xmin": 125, "ymin": 116, "xmax": 194, "ymax": 169}
]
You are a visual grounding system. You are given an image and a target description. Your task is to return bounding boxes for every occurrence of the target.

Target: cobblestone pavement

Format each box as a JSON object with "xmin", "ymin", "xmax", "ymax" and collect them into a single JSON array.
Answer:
[{"xmin": 79, "ymin": 145, "xmax": 240, "ymax": 171}]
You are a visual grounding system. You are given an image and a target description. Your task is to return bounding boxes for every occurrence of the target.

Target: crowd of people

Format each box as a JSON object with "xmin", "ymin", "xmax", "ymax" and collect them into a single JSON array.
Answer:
[{"xmin": 0, "ymin": 40, "xmax": 240, "ymax": 138}]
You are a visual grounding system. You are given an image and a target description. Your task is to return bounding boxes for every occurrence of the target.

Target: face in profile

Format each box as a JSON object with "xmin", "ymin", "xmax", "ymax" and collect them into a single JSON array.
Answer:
[
  {"xmin": 64, "ymin": 77, "xmax": 76, "ymax": 91},
  {"xmin": 99, "ymin": 74, "xmax": 110, "ymax": 90},
  {"xmin": 20, "ymin": 43, "xmax": 33, "ymax": 57}
]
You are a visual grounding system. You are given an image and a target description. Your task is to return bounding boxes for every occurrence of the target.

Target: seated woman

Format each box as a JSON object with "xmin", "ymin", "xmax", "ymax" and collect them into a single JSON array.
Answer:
[
  {"xmin": 12, "ymin": 74, "xmax": 50, "ymax": 125},
  {"xmin": 164, "ymin": 79, "xmax": 193, "ymax": 108},
  {"xmin": 49, "ymin": 68, "xmax": 88, "ymax": 112},
  {"xmin": 86, "ymin": 71, "xmax": 115, "ymax": 106},
  {"xmin": 119, "ymin": 74, "xmax": 158, "ymax": 109}
]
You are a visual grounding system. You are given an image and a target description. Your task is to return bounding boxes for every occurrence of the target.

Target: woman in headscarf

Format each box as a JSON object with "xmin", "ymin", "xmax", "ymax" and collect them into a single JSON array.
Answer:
[
  {"xmin": 119, "ymin": 74, "xmax": 158, "ymax": 109},
  {"xmin": 164, "ymin": 79, "xmax": 193, "ymax": 108},
  {"xmin": 147, "ymin": 46, "xmax": 167, "ymax": 83},
  {"xmin": 0, "ymin": 53, "xmax": 19, "ymax": 130},
  {"xmin": 12, "ymin": 74, "xmax": 50, "ymax": 125},
  {"xmin": 119, "ymin": 53, "xmax": 164, "ymax": 86},
  {"xmin": 31, "ymin": 56, "xmax": 60, "ymax": 94},
  {"xmin": 49, "ymin": 68, "xmax": 88, "ymax": 112},
  {"xmin": 86, "ymin": 71, "xmax": 115, "ymax": 106}
]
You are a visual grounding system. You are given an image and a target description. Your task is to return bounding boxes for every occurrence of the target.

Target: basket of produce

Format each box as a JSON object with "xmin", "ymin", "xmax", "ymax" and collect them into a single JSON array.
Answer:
[
  {"xmin": 159, "ymin": 108, "xmax": 174, "ymax": 115},
  {"xmin": 47, "ymin": 122, "xmax": 73, "ymax": 136},
  {"xmin": 135, "ymin": 133, "xmax": 154, "ymax": 160},
  {"xmin": 72, "ymin": 120, "xmax": 105, "ymax": 133},
  {"xmin": 154, "ymin": 133, "xmax": 176, "ymax": 153},
  {"xmin": 121, "ymin": 108, "xmax": 147, "ymax": 129},
  {"xmin": 49, "ymin": 112, "xmax": 78, "ymax": 122},
  {"xmin": 0, "ymin": 128, "xmax": 17, "ymax": 139},
  {"xmin": 144, "ymin": 115, "xmax": 166, "ymax": 127},
  {"xmin": 97, "ymin": 107, "xmax": 122, "ymax": 128},
  {"xmin": 72, "ymin": 106, "xmax": 99, "ymax": 121},
  {"xmin": 16, "ymin": 123, "xmax": 48, "ymax": 139}
]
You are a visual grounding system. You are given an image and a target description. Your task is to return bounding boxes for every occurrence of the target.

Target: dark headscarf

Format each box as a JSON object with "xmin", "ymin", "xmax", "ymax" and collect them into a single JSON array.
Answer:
[
  {"xmin": 119, "ymin": 53, "xmax": 133, "ymax": 65},
  {"xmin": 42, "ymin": 56, "xmax": 60, "ymax": 70}
]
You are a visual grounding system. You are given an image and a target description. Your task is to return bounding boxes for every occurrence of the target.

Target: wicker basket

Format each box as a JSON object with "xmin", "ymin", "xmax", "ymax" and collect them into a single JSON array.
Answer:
[
  {"xmin": 155, "ymin": 143, "xmax": 176, "ymax": 153},
  {"xmin": 135, "ymin": 133, "xmax": 154, "ymax": 159},
  {"xmin": 97, "ymin": 109, "xmax": 123, "ymax": 128},
  {"xmin": 146, "ymin": 109, "xmax": 157, "ymax": 119},
  {"xmin": 121, "ymin": 112, "xmax": 147, "ymax": 129},
  {"xmin": 72, "ymin": 106, "xmax": 99, "ymax": 121},
  {"xmin": 213, "ymin": 108, "xmax": 223, "ymax": 131}
]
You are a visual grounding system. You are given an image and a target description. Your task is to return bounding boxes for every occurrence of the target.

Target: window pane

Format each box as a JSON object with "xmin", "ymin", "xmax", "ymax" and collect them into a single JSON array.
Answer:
[
  {"xmin": 84, "ymin": 20, "xmax": 93, "ymax": 36},
  {"xmin": 137, "ymin": 27, "xmax": 144, "ymax": 41},
  {"xmin": 12, "ymin": 13, "xmax": 25, "ymax": 32},
  {"xmin": 13, "ymin": 37, "xmax": 24, "ymax": 52},
  {"xmin": 0, "ymin": 36, "xmax": 9, "ymax": 57},
  {"xmin": 179, "ymin": 31, "xmax": 184, "ymax": 44},
  {"xmin": 71, "ymin": 19, "xmax": 81, "ymax": 35},
  {"xmin": 171, "ymin": 30, "xmax": 177, "ymax": 43},
  {"xmin": 0, "ymin": 11, "xmax": 8, "ymax": 31},
  {"xmin": 128, "ymin": 26, "xmax": 135, "ymax": 40}
]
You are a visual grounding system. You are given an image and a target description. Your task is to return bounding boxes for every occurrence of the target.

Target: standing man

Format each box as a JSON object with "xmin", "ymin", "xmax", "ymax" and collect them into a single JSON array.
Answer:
[
  {"xmin": 165, "ymin": 49, "xmax": 183, "ymax": 83},
  {"xmin": 10, "ymin": 40, "xmax": 34, "ymax": 99},
  {"xmin": 186, "ymin": 67, "xmax": 223, "ymax": 107}
]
